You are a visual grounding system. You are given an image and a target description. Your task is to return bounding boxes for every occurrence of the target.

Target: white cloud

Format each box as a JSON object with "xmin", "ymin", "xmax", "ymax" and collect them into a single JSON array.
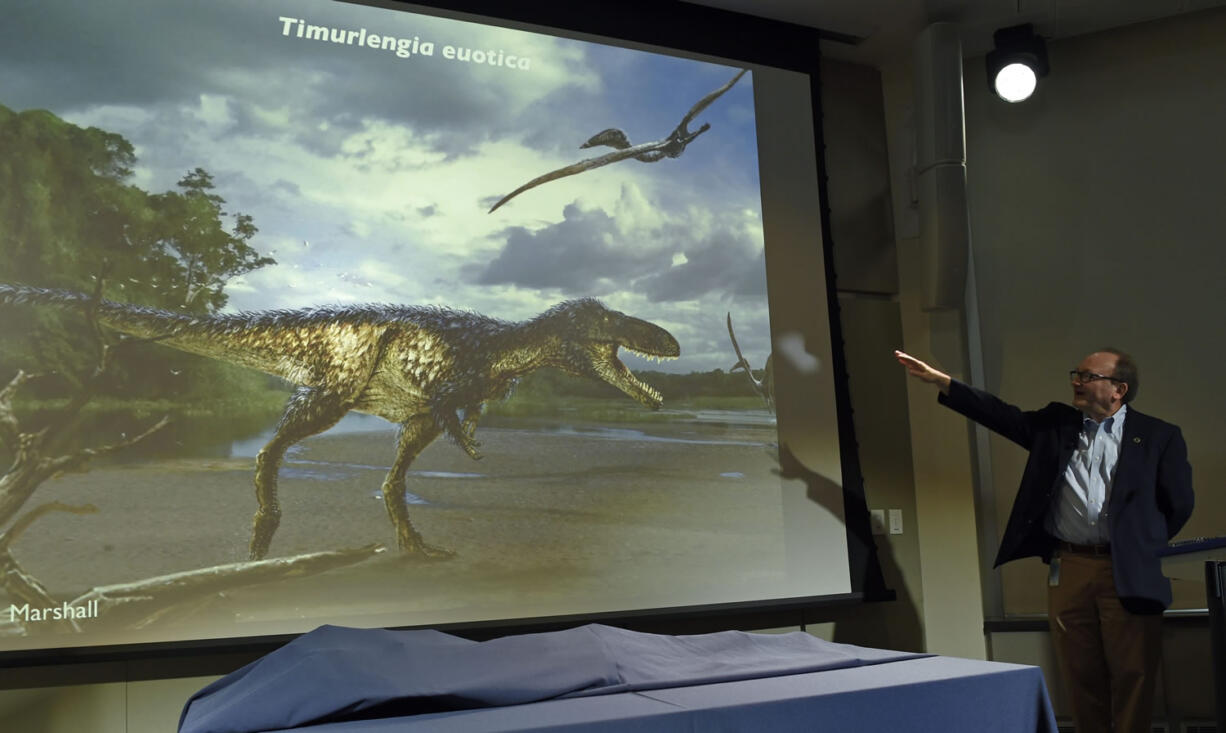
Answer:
[{"xmin": 26, "ymin": 0, "xmax": 766, "ymax": 372}]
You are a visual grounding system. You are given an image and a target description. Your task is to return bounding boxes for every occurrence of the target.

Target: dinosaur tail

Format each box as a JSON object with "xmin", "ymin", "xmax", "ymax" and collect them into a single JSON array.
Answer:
[
  {"xmin": 0, "ymin": 283, "xmax": 201, "ymax": 343},
  {"xmin": 1, "ymin": 283, "xmax": 384, "ymax": 387}
]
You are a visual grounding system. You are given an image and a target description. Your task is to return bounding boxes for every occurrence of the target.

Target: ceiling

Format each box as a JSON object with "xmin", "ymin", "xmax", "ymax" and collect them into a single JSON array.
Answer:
[{"xmin": 683, "ymin": 0, "xmax": 1226, "ymax": 66}]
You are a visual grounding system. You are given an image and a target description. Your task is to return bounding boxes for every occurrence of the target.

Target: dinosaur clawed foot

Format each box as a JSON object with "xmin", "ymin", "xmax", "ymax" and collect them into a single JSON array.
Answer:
[
  {"xmin": 431, "ymin": 401, "xmax": 485, "ymax": 460},
  {"xmin": 399, "ymin": 537, "xmax": 456, "ymax": 560},
  {"xmin": 395, "ymin": 524, "xmax": 455, "ymax": 560},
  {"xmin": 460, "ymin": 440, "xmax": 483, "ymax": 461},
  {"xmin": 449, "ymin": 423, "xmax": 482, "ymax": 459},
  {"xmin": 417, "ymin": 542, "xmax": 456, "ymax": 560},
  {"xmin": 455, "ymin": 419, "xmax": 482, "ymax": 460}
]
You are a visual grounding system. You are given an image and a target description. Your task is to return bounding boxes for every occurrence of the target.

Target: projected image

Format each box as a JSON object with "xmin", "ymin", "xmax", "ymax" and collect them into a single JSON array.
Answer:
[{"xmin": 0, "ymin": 0, "xmax": 845, "ymax": 652}]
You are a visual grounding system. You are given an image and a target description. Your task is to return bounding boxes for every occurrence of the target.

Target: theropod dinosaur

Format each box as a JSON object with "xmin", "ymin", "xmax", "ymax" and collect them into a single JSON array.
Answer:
[{"xmin": 0, "ymin": 285, "xmax": 680, "ymax": 559}]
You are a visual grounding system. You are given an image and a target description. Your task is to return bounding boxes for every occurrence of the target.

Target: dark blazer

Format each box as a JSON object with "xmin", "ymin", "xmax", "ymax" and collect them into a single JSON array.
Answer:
[{"xmin": 939, "ymin": 380, "xmax": 1194, "ymax": 613}]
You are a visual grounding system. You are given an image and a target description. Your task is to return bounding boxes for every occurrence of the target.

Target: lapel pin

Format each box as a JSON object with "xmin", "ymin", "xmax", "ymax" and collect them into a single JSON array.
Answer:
[{"xmin": 1133, "ymin": 437, "xmax": 1141, "ymax": 444}]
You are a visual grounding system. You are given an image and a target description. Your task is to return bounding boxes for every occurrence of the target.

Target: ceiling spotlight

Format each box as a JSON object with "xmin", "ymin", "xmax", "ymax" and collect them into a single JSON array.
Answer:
[{"xmin": 985, "ymin": 24, "xmax": 1049, "ymax": 103}]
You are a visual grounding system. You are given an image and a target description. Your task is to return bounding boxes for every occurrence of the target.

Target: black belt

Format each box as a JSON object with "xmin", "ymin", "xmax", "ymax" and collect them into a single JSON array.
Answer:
[{"xmin": 1056, "ymin": 540, "xmax": 1111, "ymax": 555}]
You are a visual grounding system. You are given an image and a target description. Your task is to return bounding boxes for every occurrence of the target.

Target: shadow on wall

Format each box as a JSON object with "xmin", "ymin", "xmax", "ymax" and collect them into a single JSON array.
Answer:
[{"xmin": 776, "ymin": 443, "xmax": 924, "ymax": 652}]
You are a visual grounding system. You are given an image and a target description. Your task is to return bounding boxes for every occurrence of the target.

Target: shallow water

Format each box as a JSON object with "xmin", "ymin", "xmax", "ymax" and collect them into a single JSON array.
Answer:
[{"xmin": 226, "ymin": 408, "xmax": 775, "ymax": 458}]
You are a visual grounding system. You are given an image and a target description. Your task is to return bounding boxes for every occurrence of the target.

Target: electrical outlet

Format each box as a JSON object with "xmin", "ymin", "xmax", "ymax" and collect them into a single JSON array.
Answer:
[
  {"xmin": 870, "ymin": 509, "xmax": 886, "ymax": 535},
  {"xmin": 888, "ymin": 509, "xmax": 903, "ymax": 535}
]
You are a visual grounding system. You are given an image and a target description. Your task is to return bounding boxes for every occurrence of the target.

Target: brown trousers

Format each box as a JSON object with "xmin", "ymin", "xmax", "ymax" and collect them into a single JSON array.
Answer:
[{"xmin": 1048, "ymin": 552, "xmax": 1163, "ymax": 733}]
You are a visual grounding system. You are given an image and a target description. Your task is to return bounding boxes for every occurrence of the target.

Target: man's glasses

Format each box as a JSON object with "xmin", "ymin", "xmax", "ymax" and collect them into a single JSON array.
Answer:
[{"xmin": 1069, "ymin": 370, "xmax": 1121, "ymax": 385}]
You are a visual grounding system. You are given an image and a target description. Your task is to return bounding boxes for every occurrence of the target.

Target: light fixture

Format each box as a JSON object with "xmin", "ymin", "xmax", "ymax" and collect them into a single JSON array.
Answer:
[{"xmin": 985, "ymin": 24, "xmax": 1049, "ymax": 103}]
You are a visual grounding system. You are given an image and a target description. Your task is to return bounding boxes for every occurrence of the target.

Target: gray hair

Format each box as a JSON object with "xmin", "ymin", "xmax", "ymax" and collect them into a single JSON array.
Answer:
[{"xmin": 1100, "ymin": 347, "xmax": 1138, "ymax": 404}]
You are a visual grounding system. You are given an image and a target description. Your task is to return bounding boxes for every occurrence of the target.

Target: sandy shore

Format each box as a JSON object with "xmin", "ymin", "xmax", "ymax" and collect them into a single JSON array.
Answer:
[{"xmin": 1, "ymin": 416, "xmax": 838, "ymax": 650}]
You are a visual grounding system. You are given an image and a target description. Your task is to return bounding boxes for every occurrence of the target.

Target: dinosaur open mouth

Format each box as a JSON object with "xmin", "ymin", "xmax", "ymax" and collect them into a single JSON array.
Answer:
[
  {"xmin": 596, "ymin": 343, "xmax": 678, "ymax": 410},
  {"xmin": 554, "ymin": 301, "xmax": 680, "ymax": 410}
]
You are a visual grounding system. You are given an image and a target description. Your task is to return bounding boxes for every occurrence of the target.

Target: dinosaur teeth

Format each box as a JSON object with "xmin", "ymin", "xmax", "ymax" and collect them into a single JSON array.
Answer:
[{"xmin": 623, "ymin": 347, "xmax": 677, "ymax": 363}]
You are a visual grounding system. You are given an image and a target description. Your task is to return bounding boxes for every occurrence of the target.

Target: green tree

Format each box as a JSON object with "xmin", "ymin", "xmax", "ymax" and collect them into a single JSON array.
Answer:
[
  {"xmin": 0, "ymin": 105, "xmax": 141, "ymax": 289},
  {"xmin": 0, "ymin": 104, "xmax": 277, "ymax": 404},
  {"xmin": 147, "ymin": 168, "xmax": 272, "ymax": 314}
]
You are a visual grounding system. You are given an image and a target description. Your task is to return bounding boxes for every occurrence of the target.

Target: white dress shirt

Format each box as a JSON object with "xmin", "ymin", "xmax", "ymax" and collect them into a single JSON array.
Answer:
[{"xmin": 1045, "ymin": 404, "xmax": 1127, "ymax": 545}]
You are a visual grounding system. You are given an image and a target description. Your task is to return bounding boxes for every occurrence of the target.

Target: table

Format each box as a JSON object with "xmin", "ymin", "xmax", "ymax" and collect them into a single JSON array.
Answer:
[
  {"xmin": 266, "ymin": 656, "xmax": 1056, "ymax": 732},
  {"xmin": 1161, "ymin": 537, "xmax": 1226, "ymax": 729}
]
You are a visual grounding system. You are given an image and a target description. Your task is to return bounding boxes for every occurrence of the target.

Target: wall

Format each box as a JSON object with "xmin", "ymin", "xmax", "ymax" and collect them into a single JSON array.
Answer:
[
  {"xmin": 963, "ymin": 7, "xmax": 1226, "ymax": 616},
  {"xmin": 9, "ymin": 6, "xmax": 1224, "ymax": 728},
  {"xmin": 877, "ymin": 41, "xmax": 991, "ymax": 660},
  {"xmin": 878, "ymin": 6, "xmax": 1226, "ymax": 723},
  {"xmin": 0, "ymin": 658, "xmax": 245, "ymax": 733},
  {"xmin": 813, "ymin": 58, "xmax": 930, "ymax": 655}
]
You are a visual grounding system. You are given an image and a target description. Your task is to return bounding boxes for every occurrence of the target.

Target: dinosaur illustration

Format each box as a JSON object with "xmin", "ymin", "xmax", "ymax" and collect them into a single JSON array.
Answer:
[
  {"xmin": 726, "ymin": 312, "xmax": 774, "ymax": 412},
  {"xmin": 488, "ymin": 68, "xmax": 749, "ymax": 213},
  {"xmin": 0, "ymin": 285, "xmax": 680, "ymax": 560}
]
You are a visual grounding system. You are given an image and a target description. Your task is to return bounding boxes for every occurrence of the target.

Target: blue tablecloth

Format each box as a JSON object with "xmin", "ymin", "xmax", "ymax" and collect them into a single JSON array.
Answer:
[{"xmin": 179, "ymin": 623, "xmax": 931, "ymax": 733}]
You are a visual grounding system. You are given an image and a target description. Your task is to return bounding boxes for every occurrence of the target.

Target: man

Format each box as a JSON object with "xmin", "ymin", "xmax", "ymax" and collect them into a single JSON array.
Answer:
[{"xmin": 894, "ymin": 348, "xmax": 1194, "ymax": 733}]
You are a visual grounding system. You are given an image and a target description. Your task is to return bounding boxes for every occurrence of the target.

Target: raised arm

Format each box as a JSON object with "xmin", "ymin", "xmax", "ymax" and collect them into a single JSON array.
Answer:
[
  {"xmin": 894, "ymin": 349, "xmax": 1049, "ymax": 449},
  {"xmin": 894, "ymin": 350, "xmax": 951, "ymax": 395}
]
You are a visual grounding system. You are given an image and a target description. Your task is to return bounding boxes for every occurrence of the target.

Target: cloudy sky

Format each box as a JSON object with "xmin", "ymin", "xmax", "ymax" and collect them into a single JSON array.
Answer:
[{"xmin": 1, "ymin": 0, "xmax": 771, "ymax": 373}]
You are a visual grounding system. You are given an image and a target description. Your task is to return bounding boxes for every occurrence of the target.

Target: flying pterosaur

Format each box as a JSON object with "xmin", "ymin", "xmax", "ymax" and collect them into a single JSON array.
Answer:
[
  {"xmin": 726, "ymin": 312, "xmax": 774, "ymax": 412},
  {"xmin": 488, "ymin": 68, "xmax": 749, "ymax": 213}
]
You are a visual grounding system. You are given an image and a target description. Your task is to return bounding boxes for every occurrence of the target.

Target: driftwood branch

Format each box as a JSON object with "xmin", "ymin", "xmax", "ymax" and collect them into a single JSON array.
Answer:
[
  {"xmin": 0, "ymin": 280, "xmax": 385, "ymax": 641},
  {"xmin": 0, "ymin": 412, "xmax": 168, "ymax": 529},
  {"xmin": 44, "ymin": 415, "xmax": 171, "ymax": 477},
  {"xmin": 71, "ymin": 544, "xmax": 386, "ymax": 630},
  {"xmin": 0, "ymin": 281, "xmax": 175, "ymax": 631},
  {"xmin": 0, "ymin": 284, "xmax": 172, "ymax": 528},
  {"xmin": 0, "ymin": 503, "xmax": 98, "ymax": 634},
  {"xmin": 0, "ymin": 496, "xmax": 383, "ymax": 635},
  {"xmin": 0, "ymin": 551, "xmax": 79, "ymax": 634},
  {"xmin": 0, "ymin": 501, "xmax": 98, "ymax": 552},
  {"xmin": 0, "ymin": 502, "xmax": 383, "ymax": 636},
  {"xmin": 0, "ymin": 370, "xmax": 33, "ymax": 451}
]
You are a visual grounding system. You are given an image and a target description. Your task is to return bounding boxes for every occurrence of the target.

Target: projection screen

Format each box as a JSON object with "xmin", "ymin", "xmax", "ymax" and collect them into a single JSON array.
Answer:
[{"xmin": 0, "ymin": 0, "xmax": 856, "ymax": 657}]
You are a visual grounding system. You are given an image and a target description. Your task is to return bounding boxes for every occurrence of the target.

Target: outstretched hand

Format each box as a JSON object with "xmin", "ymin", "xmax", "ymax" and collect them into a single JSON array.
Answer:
[{"xmin": 893, "ymin": 350, "xmax": 952, "ymax": 392}]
